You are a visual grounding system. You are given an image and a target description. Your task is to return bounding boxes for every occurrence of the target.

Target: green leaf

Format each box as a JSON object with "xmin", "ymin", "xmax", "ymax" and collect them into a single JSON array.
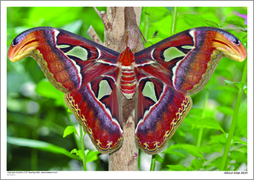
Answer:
[
  {"xmin": 191, "ymin": 158, "xmax": 204, "ymax": 170},
  {"xmin": 86, "ymin": 151, "xmax": 100, "ymax": 163},
  {"xmin": 35, "ymin": 79, "xmax": 65, "ymax": 106},
  {"xmin": 200, "ymin": 144, "xmax": 225, "ymax": 154},
  {"xmin": 61, "ymin": 19, "xmax": 83, "ymax": 34},
  {"xmin": 232, "ymin": 137, "xmax": 247, "ymax": 146},
  {"xmin": 147, "ymin": 36, "xmax": 163, "ymax": 43},
  {"xmin": 151, "ymin": 16, "xmax": 172, "ymax": 37},
  {"xmin": 143, "ymin": 7, "xmax": 169, "ymax": 22},
  {"xmin": 215, "ymin": 68, "xmax": 232, "ymax": 79},
  {"xmin": 216, "ymin": 106, "xmax": 234, "ymax": 115},
  {"xmin": 70, "ymin": 148, "xmax": 78, "ymax": 154},
  {"xmin": 209, "ymin": 134, "xmax": 227, "ymax": 144},
  {"xmin": 180, "ymin": 14, "xmax": 207, "ymax": 27},
  {"xmin": 224, "ymin": 80, "xmax": 245, "ymax": 90},
  {"xmin": 192, "ymin": 117, "xmax": 225, "ymax": 134},
  {"xmin": 176, "ymin": 128, "xmax": 186, "ymax": 137},
  {"xmin": 70, "ymin": 148, "xmax": 83, "ymax": 160},
  {"xmin": 27, "ymin": 7, "xmax": 83, "ymax": 27},
  {"xmin": 214, "ymin": 85, "xmax": 238, "ymax": 94},
  {"xmin": 7, "ymin": 137, "xmax": 80, "ymax": 161},
  {"xmin": 63, "ymin": 126, "xmax": 78, "ymax": 138},
  {"xmin": 167, "ymin": 164, "xmax": 187, "ymax": 171},
  {"xmin": 154, "ymin": 154, "xmax": 163, "ymax": 163},
  {"xmin": 210, "ymin": 157, "xmax": 223, "ymax": 170},
  {"xmin": 163, "ymin": 149, "xmax": 185, "ymax": 157},
  {"xmin": 181, "ymin": 144, "xmax": 204, "ymax": 159},
  {"xmin": 203, "ymin": 20, "xmax": 220, "ymax": 27},
  {"xmin": 199, "ymin": 145, "xmax": 214, "ymax": 154},
  {"xmin": 189, "ymin": 108, "xmax": 203, "ymax": 117},
  {"xmin": 168, "ymin": 144, "xmax": 204, "ymax": 159},
  {"xmin": 225, "ymin": 16, "xmax": 245, "ymax": 27},
  {"xmin": 230, "ymin": 150, "xmax": 247, "ymax": 163}
]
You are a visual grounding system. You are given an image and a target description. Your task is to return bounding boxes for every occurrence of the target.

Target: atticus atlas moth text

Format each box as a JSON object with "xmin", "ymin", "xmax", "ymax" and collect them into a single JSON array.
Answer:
[{"xmin": 8, "ymin": 26, "xmax": 246, "ymax": 155}]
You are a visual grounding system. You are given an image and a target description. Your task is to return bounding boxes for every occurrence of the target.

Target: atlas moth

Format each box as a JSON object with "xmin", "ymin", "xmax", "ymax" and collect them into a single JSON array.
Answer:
[{"xmin": 8, "ymin": 26, "xmax": 246, "ymax": 155}]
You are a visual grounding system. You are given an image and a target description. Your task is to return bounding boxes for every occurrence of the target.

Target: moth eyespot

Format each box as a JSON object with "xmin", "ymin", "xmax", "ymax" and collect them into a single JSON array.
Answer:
[
  {"xmin": 224, "ymin": 32, "xmax": 240, "ymax": 46},
  {"xmin": 12, "ymin": 28, "xmax": 37, "ymax": 46},
  {"xmin": 233, "ymin": 38, "xmax": 240, "ymax": 45},
  {"xmin": 12, "ymin": 35, "xmax": 24, "ymax": 46}
]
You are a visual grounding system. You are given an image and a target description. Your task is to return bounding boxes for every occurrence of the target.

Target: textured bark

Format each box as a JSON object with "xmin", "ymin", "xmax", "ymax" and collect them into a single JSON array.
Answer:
[
  {"xmin": 87, "ymin": 26, "xmax": 103, "ymax": 44},
  {"xmin": 94, "ymin": 7, "xmax": 144, "ymax": 171}
]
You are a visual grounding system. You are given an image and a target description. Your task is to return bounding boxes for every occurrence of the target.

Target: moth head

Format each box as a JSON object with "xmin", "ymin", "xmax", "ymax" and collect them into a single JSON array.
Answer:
[{"xmin": 118, "ymin": 47, "xmax": 135, "ymax": 66}]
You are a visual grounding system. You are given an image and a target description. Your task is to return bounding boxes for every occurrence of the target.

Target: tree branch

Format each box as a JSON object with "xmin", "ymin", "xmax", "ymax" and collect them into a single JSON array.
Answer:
[
  {"xmin": 94, "ymin": 7, "xmax": 112, "ymax": 31},
  {"xmin": 96, "ymin": 7, "xmax": 144, "ymax": 171},
  {"xmin": 87, "ymin": 25, "xmax": 103, "ymax": 45}
]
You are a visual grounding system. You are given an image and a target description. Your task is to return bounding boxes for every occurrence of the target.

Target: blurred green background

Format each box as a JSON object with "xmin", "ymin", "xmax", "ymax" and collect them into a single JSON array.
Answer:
[{"xmin": 7, "ymin": 7, "xmax": 247, "ymax": 171}]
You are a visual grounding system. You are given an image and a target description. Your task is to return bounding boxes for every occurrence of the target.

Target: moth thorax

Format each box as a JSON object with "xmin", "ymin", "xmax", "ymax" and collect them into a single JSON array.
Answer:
[{"xmin": 120, "ymin": 69, "xmax": 136, "ymax": 99}]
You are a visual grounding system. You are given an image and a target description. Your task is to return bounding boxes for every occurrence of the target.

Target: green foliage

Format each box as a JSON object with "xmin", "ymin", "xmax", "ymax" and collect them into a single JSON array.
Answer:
[
  {"xmin": 35, "ymin": 79, "xmax": 65, "ymax": 106},
  {"xmin": 63, "ymin": 126, "xmax": 78, "ymax": 138},
  {"xmin": 7, "ymin": 6, "xmax": 247, "ymax": 172},
  {"xmin": 64, "ymin": 125, "xmax": 99, "ymax": 168},
  {"xmin": 195, "ymin": 117, "xmax": 226, "ymax": 134},
  {"xmin": 7, "ymin": 137, "xmax": 80, "ymax": 161}
]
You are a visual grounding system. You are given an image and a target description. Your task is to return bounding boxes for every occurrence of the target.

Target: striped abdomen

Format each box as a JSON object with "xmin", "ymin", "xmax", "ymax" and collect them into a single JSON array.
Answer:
[{"xmin": 120, "ymin": 68, "xmax": 136, "ymax": 99}]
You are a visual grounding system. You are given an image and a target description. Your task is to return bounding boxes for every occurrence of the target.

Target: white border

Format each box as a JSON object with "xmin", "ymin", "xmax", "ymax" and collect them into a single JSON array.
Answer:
[{"xmin": 1, "ymin": 1, "xmax": 253, "ymax": 179}]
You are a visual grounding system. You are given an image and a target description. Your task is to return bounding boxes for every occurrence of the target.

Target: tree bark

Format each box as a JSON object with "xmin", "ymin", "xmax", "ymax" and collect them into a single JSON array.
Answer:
[{"xmin": 93, "ymin": 7, "xmax": 144, "ymax": 171}]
